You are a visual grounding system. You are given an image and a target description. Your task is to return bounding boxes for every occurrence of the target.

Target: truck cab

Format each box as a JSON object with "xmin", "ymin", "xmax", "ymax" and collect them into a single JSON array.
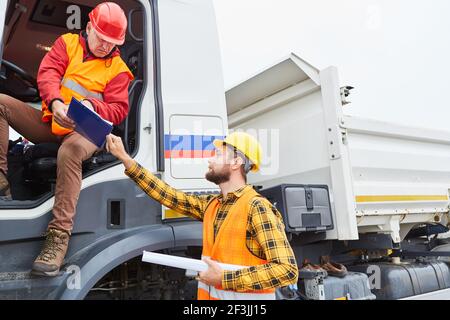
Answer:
[{"xmin": 0, "ymin": 0, "xmax": 226, "ymax": 299}]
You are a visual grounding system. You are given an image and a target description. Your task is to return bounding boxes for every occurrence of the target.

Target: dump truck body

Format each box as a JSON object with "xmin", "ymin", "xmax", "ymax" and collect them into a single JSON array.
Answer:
[{"xmin": 226, "ymin": 53, "xmax": 450, "ymax": 245}]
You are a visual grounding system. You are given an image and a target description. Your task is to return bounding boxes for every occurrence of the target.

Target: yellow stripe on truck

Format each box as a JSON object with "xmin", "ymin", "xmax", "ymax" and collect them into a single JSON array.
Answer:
[
  {"xmin": 164, "ymin": 209, "xmax": 188, "ymax": 219},
  {"xmin": 356, "ymin": 195, "xmax": 449, "ymax": 203}
]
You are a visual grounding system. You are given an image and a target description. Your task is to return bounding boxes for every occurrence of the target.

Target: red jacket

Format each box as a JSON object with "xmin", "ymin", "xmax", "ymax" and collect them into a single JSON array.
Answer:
[{"xmin": 37, "ymin": 32, "xmax": 132, "ymax": 125}]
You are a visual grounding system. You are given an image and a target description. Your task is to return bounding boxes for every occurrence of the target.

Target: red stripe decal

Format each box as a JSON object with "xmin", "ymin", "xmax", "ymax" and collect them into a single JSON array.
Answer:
[{"xmin": 165, "ymin": 150, "xmax": 215, "ymax": 159}]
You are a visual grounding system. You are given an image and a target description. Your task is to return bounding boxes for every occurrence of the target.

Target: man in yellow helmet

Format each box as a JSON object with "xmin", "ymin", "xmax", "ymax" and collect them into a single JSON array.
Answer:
[{"xmin": 106, "ymin": 132, "xmax": 298, "ymax": 300}]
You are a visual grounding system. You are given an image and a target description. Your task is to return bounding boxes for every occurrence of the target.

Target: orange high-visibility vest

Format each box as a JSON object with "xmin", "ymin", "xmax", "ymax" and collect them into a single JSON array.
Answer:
[
  {"xmin": 198, "ymin": 186, "xmax": 276, "ymax": 300},
  {"xmin": 41, "ymin": 33, "xmax": 133, "ymax": 136}
]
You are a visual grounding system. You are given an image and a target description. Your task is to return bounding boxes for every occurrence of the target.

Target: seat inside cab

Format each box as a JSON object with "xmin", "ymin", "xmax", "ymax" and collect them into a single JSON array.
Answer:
[{"xmin": 0, "ymin": 0, "xmax": 145, "ymax": 203}]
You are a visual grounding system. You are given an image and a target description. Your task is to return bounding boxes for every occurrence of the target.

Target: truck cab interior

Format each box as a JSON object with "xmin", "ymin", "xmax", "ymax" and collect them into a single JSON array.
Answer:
[{"xmin": 0, "ymin": 0, "xmax": 145, "ymax": 204}]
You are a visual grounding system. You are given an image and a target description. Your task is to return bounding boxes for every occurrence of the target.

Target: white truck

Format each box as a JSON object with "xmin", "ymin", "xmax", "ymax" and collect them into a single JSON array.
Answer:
[{"xmin": 0, "ymin": 0, "xmax": 449, "ymax": 300}]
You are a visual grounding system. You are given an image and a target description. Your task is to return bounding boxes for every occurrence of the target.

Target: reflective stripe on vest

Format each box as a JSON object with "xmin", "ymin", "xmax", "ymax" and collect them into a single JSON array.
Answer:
[
  {"xmin": 197, "ymin": 186, "xmax": 276, "ymax": 300},
  {"xmin": 198, "ymin": 280, "xmax": 275, "ymax": 300},
  {"xmin": 61, "ymin": 78, "xmax": 104, "ymax": 101}
]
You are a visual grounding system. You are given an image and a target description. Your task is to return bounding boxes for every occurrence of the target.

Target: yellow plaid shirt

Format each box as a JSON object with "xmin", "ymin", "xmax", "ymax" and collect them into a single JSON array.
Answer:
[{"xmin": 125, "ymin": 161, "xmax": 298, "ymax": 292}]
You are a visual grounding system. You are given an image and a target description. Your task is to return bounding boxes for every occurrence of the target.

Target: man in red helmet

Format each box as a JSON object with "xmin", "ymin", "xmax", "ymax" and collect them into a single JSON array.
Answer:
[{"xmin": 0, "ymin": 2, "xmax": 133, "ymax": 276}]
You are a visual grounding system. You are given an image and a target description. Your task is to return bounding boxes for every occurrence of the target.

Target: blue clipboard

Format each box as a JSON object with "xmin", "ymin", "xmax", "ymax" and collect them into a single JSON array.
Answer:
[{"xmin": 67, "ymin": 97, "xmax": 113, "ymax": 148}]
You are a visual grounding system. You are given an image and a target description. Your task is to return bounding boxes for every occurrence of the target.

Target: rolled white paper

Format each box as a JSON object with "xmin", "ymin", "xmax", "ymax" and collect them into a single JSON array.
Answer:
[{"xmin": 142, "ymin": 251, "xmax": 246, "ymax": 272}]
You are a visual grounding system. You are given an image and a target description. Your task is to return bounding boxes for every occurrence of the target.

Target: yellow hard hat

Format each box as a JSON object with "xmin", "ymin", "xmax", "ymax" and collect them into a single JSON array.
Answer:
[{"xmin": 213, "ymin": 132, "xmax": 262, "ymax": 172}]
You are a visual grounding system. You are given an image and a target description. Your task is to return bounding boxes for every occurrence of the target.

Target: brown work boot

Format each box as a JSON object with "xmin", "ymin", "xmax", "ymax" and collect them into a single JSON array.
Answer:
[
  {"xmin": 32, "ymin": 228, "xmax": 70, "ymax": 277},
  {"xmin": 0, "ymin": 170, "xmax": 11, "ymax": 200}
]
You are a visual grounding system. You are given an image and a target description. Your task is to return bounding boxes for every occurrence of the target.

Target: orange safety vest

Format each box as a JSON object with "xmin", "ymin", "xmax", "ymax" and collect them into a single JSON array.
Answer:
[
  {"xmin": 41, "ymin": 33, "xmax": 133, "ymax": 136},
  {"xmin": 198, "ymin": 187, "xmax": 276, "ymax": 300}
]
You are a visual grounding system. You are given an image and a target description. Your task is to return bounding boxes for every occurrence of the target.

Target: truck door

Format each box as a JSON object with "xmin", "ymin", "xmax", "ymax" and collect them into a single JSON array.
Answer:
[
  {"xmin": 155, "ymin": 0, "xmax": 228, "ymax": 220},
  {"xmin": 0, "ymin": 1, "xmax": 10, "ymax": 59}
]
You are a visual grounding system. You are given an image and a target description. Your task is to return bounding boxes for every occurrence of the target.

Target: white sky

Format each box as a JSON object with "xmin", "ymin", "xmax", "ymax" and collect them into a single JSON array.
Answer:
[{"xmin": 212, "ymin": 0, "xmax": 450, "ymax": 131}]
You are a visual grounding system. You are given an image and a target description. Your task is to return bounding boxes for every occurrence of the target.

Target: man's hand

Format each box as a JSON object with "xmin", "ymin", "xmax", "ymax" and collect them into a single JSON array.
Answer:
[
  {"xmin": 52, "ymin": 100, "xmax": 75, "ymax": 130},
  {"xmin": 106, "ymin": 134, "xmax": 135, "ymax": 169},
  {"xmin": 198, "ymin": 257, "xmax": 223, "ymax": 287},
  {"xmin": 81, "ymin": 99, "xmax": 94, "ymax": 111}
]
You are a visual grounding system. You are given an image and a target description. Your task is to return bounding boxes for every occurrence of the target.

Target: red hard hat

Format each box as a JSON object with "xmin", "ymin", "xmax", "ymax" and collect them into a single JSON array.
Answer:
[{"xmin": 89, "ymin": 2, "xmax": 127, "ymax": 45}]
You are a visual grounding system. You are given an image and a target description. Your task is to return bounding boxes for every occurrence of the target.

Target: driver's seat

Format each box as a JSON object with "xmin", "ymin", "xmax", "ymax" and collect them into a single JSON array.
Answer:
[{"xmin": 22, "ymin": 138, "xmax": 118, "ymax": 183}]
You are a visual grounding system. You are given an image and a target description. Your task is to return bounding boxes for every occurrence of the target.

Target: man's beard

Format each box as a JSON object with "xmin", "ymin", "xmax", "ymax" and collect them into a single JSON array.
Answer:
[{"xmin": 205, "ymin": 167, "xmax": 231, "ymax": 185}]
